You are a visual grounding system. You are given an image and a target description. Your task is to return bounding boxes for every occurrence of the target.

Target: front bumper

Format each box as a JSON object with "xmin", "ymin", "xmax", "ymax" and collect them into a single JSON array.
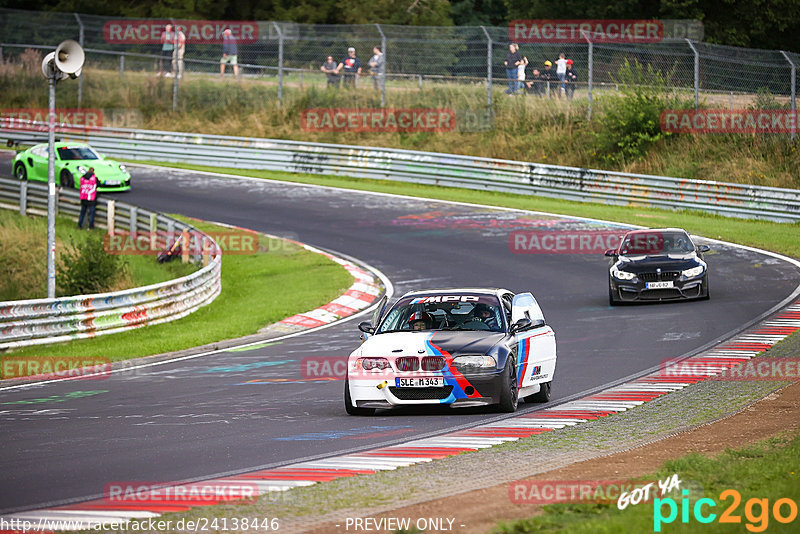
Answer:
[
  {"xmin": 348, "ymin": 369, "xmax": 505, "ymax": 409},
  {"xmin": 610, "ymin": 275, "xmax": 706, "ymax": 301}
]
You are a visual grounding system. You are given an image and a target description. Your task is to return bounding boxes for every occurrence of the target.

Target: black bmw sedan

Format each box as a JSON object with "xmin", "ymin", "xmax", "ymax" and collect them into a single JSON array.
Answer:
[{"xmin": 605, "ymin": 228, "xmax": 710, "ymax": 305}]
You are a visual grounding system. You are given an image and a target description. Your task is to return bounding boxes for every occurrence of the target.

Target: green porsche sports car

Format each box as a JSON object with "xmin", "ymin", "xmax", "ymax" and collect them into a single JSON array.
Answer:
[{"xmin": 13, "ymin": 142, "xmax": 131, "ymax": 192}]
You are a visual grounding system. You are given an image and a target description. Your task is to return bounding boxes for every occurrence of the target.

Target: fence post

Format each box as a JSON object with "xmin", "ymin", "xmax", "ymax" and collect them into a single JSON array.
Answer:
[
  {"xmin": 129, "ymin": 205, "xmax": 138, "ymax": 235},
  {"xmin": 480, "ymin": 26, "xmax": 492, "ymax": 109},
  {"xmin": 120, "ymin": 54, "xmax": 125, "ymax": 79},
  {"xmin": 19, "ymin": 180, "xmax": 27, "ymax": 216},
  {"xmin": 299, "ymin": 70, "xmax": 303, "ymax": 90},
  {"xmin": 686, "ymin": 39, "xmax": 699, "ymax": 110},
  {"xmin": 376, "ymin": 23, "xmax": 386, "ymax": 108},
  {"xmin": 272, "ymin": 22, "xmax": 284, "ymax": 106},
  {"xmin": 74, "ymin": 13, "xmax": 84, "ymax": 107},
  {"xmin": 780, "ymin": 51, "xmax": 796, "ymax": 142},
  {"xmin": 107, "ymin": 200, "xmax": 115, "ymax": 235},
  {"xmin": 583, "ymin": 31, "xmax": 593, "ymax": 120},
  {"xmin": 171, "ymin": 18, "xmax": 179, "ymax": 112},
  {"xmin": 149, "ymin": 212, "xmax": 158, "ymax": 252}
]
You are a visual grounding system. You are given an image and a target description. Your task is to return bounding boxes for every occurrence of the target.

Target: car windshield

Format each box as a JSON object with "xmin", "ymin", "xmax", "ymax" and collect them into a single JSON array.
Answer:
[
  {"xmin": 619, "ymin": 231, "xmax": 694, "ymax": 256},
  {"xmin": 376, "ymin": 294, "xmax": 505, "ymax": 333},
  {"xmin": 57, "ymin": 146, "xmax": 99, "ymax": 161}
]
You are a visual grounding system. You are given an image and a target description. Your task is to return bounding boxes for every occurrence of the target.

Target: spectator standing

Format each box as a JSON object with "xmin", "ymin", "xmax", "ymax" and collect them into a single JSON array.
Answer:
[
  {"xmin": 518, "ymin": 54, "xmax": 528, "ymax": 88},
  {"xmin": 159, "ymin": 24, "xmax": 175, "ymax": 76},
  {"xmin": 78, "ymin": 167, "xmax": 98, "ymax": 230},
  {"xmin": 172, "ymin": 27, "xmax": 186, "ymax": 79},
  {"xmin": 220, "ymin": 28, "xmax": 239, "ymax": 79},
  {"xmin": 338, "ymin": 47, "xmax": 362, "ymax": 88},
  {"xmin": 504, "ymin": 43, "xmax": 522, "ymax": 94},
  {"xmin": 321, "ymin": 55, "xmax": 340, "ymax": 87},
  {"xmin": 564, "ymin": 59, "xmax": 577, "ymax": 100},
  {"xmin": 555, "ymin": 52, "xmax": 568, "ymax": 94},
  {"xmin": 368, "ymin": 46, "xmax": 385, "ymax": 91},
  {"xmin": 541, "ymin": 60, "xmax": 556, "ymax": 96}
]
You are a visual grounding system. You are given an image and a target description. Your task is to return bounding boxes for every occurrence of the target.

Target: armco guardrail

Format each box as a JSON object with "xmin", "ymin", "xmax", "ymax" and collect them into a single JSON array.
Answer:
[
  {"xmin": 0, "ymin": 176, "xmax": 221, "ymax": 350},
  {"xmin": 2, "ymin": 124, "xmax": 800, "ymax": 222}
]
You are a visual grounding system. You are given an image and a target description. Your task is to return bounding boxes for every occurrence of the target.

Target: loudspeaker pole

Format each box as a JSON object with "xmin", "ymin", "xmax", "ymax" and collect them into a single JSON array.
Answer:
[{"xmin": 46, "ymin": 72, "xmax": 57, "ymax": 298}]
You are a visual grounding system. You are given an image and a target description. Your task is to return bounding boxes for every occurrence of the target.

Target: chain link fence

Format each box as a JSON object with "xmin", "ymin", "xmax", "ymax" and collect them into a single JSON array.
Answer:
[{"xmin": 0, "ymin": 7, "xmax": 796, "ymax": 133}]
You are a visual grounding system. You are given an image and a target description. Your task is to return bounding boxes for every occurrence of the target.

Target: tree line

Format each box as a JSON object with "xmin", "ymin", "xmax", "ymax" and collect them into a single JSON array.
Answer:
[{"xmin": 1, "ymin": 0, "xmax": 798, "ymax": 51}]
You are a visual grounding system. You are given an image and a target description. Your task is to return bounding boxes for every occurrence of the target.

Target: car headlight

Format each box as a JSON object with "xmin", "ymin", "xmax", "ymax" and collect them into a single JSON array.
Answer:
[
  {"xmin": 452, "ymin": 355, "xmax": 496, "ymax": 370},
  {"xmin": 353, "ymin": 357, "xmax": 391, "ymax": 371},
  {"xmin": 119, "ymin": 164, "xmax": 128, "ymax": 173},
  {"xmin": 611, "ymin": 266, "xmax": 637, "ymax": 280},
  {"xmin": 682, "ymin": 265, "xmax": 705, "ymax": 278},
  {"xmin": 77, "ymin": 165, "xmax": 88, "ymax": 175}
]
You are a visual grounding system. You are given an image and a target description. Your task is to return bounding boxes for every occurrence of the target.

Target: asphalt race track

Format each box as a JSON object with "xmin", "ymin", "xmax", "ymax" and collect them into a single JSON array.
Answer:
[{"xmin": 1, "ymin": 158, "xmax": 798, "ymax": 513}]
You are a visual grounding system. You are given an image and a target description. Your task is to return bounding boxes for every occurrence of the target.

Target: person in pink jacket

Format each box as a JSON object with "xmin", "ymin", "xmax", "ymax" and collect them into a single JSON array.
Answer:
[{"xmin": 78, "ymin": 167, "xmax": 98, "ymax": 229}]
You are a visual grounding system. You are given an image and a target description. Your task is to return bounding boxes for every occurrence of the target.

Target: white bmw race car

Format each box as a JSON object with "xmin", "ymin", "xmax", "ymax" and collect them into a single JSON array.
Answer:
[{"xmin": 345, "ymin": 288, "xmax": 556, "ymax": 415}]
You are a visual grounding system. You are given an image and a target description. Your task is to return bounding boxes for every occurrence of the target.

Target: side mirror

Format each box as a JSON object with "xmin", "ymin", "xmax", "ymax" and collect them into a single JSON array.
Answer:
[
  {"xmin": 697, "ymin": 244, "xmax": 710, "ymax": 253},
  {"xmin": 604, "ymin": 249, "xmax": 617, "ymax": 257},
  {"xmin": 510, "ymin": 317, "xmax": 532, "ymax": 334},
  {"xmin": 358, "ymin": 321, "xmax": 375, "ymax": 334}
]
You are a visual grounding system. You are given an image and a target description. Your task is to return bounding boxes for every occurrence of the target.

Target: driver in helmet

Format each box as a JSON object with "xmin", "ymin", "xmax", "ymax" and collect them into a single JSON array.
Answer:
[
  {"xmin": 472, "ymin": 303, "xmax": 498, "ymax": 329},
  {"xmin": 408, "ymin": 311, "xmax": 433, "ymax": 331}
]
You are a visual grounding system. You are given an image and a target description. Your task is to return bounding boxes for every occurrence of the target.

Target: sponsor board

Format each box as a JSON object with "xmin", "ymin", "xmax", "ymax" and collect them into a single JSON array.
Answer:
[
  {"xmin": 660, "ymin": 109, "xmax": 798, "ymax": 134},
  {"xmin": 103, "ymin": 20, "xmax": 258, "ymax": 44}
]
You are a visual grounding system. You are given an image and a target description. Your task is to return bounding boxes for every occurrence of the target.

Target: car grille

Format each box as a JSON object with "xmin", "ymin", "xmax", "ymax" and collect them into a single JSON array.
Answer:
[
  {"xmin": 422, "ymin": 356, "xmax": 445, "ymax": 371},
  {"xmin": 389, "ymin": 386, "xmax": 454, "ymax": 400},
  {"xmin": 395, "ymin": 357, "xmax": 419, "ymax": 372},
  {"xmin": 640, "ymin": 288, "xmax": 682, "ymax": 299},
  {"xmin": 639, "ymin": 271, "xmax": 680, "ymax": 282}
]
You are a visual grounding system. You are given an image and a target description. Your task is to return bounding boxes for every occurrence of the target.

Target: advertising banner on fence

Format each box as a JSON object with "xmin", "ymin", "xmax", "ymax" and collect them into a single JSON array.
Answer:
[
  {"xmin": 103, "ymin": 20, "xmax": 259, "ymax": 44},
  {"xmin": 660, "ymin": 109, "xmax": 798, "ymax": 134}
]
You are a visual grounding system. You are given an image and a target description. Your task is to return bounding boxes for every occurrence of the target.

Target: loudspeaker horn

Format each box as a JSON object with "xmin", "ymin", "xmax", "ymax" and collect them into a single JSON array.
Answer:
[
  {"xmin": 54, "ymin": 39, "xmax": 85, "ymax": 75},
  {"xmin": 41, "ymin": 52, "xmax": 57, "ymax": 79}
]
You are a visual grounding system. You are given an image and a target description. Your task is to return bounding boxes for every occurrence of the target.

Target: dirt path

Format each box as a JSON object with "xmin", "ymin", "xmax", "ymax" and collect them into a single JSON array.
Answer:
[{"xmin": 306, "ymin": 380, "xmax": 800, "ymax": 534}]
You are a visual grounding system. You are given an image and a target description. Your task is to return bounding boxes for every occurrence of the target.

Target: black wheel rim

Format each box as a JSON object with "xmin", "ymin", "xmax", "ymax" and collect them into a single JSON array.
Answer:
[{"xmin": 510, "ymin": 364, "xmax": 518, "ymax": 406}]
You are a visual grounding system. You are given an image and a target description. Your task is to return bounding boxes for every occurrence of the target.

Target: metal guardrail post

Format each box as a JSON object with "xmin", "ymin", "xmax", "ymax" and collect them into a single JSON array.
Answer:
[
  {"xmin": 272, "ymin": 22, "xmax": 284, "ymax": 106},
  {"xmin": 120, "ymin": 54, "xmax": 124, "ymax": 79},
  {"xmin": 686, "ymin": 39, "xmax": 699, "ymax": 110},
  {"xmin": 19, "ymin": 180, "xmax": 27, "ymax": 216},
  {"xmin": 129, "ymin": 205, "xmax": 137, "ymax": 234},
  {"xmin": 149, "ymin": 212, "xmax": 158, "ymax": 251},
  {"xmin": 107, "ymin": 199, "xmax": 115, "ymax": 234},
  {"xmin": 780, "ymin": 51, "xmax": 796, "ymax": 142},
  {"xmin": 74, "ymin": 13, "xmax": 84, "ymax": 107},
  {"xmin": 583, "ymin": 31, "xmax": 593, "ymax": 120},
  {"xmin": 480, "ymin": 26, "xmax": 492, "ymax": 109},
  {"xmin": 376, "ymin": 23, "xmax": 386, "ymax": 108}
]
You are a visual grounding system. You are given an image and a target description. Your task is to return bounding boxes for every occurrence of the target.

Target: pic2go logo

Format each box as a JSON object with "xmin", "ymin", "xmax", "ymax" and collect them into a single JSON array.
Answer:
[{"xmin": 654, "ymin": 489, "xmax": 798, "ymax": 532}]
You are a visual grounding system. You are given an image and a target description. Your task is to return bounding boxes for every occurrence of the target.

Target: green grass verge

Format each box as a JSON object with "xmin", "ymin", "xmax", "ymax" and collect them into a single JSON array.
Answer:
[
  {"xmin": 496, "ymin": 432, "xmax": 800, "ymax": 533},
  {"xmin": 0, "ymin": 209, "xmax": 195, "ymax": 300},
  {"xmin": 136, "ymin": 161, "xmax": 800, "ymax": 260},
  {"xmin": 3, "ymin": 216, "xmax": 353, "ymax": 361}
]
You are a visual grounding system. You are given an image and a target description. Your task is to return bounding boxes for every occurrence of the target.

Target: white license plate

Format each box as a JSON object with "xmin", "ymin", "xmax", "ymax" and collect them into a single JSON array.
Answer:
[
  {"xmin": 395, "ymin": 377, "xmax": 445, "ymax": 388},
  {"xmin": 646, "ymin": 281, "xmax": 674, "ymax": 289},
  {"xmin": 104, "ymin": 180, "xmax": 120, "ymax": 186}
]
